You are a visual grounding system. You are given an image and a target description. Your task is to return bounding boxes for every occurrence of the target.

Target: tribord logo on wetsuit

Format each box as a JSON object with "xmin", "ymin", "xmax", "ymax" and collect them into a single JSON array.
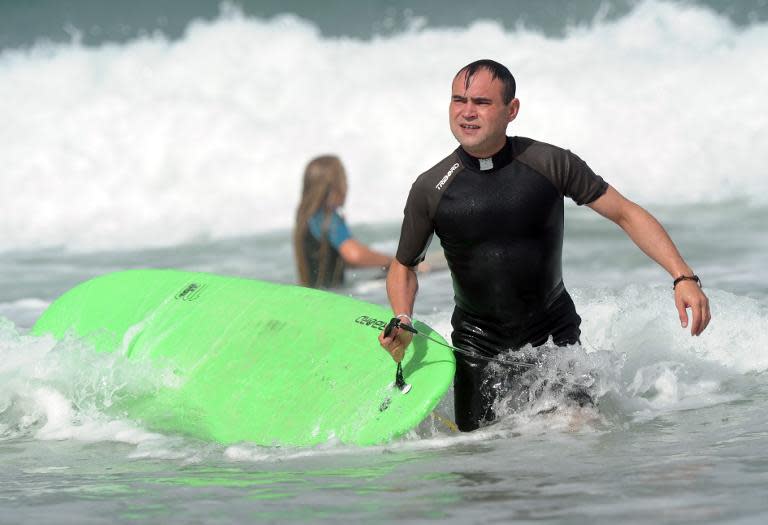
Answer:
[{"xmin": 435, "ymin": 162, "xmax": 460, "ymax": 190}]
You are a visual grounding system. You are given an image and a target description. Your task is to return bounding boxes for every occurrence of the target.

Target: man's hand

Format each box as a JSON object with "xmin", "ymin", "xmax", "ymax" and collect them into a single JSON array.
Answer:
[
  {"xmin": 382, "ymin": 260, "xmax": 420, "ymax": 362},
  {"xmin": 378, "ymin": 323, "xmax": 414, "ymax": 363},
  {"xmin": 674, "ymin": 281, "xmax": 711, "ymax": 336}
]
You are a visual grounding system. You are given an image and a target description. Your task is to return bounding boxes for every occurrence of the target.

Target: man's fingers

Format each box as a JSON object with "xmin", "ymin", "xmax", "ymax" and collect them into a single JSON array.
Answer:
[
  {"xmin": 386, "ymin": 337, "xmax": 404, "ymax": 362},
  {"xmin": 675, "ymin": 295, "xmax": 688, "ymax": 329},
  {"xmin": 702, "ymin": 303, "xmax": 712, "ymax": 333},
  {"xmin": 690, "ymin": 304, "xmax": 703, "ymax": 336},
  {"xmin": 378, "ymin": 324, "xmax": 415, "ymax": 363},
  {"xmin": 379, "ymin": 334, "xmax": 395, "ymax": 349},
  {"xmin": 700, "ymin": 296, "xmax": 711, "ymax": 333},
  {"xmin": 694, "ymin": 298, "xmax": 712, "ymax": 336},
  {"xmin": 676, "ymin": 289, "xmax": 711, "ymax": 336},
  {"xmin": 378, "ymin": 328, "xmax": 406, "ymax": 362}
]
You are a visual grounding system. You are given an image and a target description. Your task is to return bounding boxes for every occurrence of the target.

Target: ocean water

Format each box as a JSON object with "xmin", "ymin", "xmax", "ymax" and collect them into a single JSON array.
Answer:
[{"xmin": 2, "ymin": 1, "xmax": 768, "ymax": 523}]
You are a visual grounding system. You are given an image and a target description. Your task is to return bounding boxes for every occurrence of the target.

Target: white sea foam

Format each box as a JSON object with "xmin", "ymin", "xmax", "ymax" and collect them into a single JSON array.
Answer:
[
  {"xmin": 0, "ymin": 318, "xmax": 172, "ymax": 449},
  {"xmin": 0, "ymin": 280, "xmax": 764, "ymax": 453},
  {"xmin": 0, "ymin": 0, "xmax": 766, "ymax": 252},
  {"xmin": 576, "ymin": 286, "xmax": 768, "ymax": 374},
  {"xmin": 415, "ymin": 285, "xmax": 767, "ymax": 433}
]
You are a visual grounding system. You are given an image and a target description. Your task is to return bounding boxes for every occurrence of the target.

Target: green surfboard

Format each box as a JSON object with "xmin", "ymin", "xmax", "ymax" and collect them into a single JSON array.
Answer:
[{"xmin": 32, "ymin": 270, "xmax": 455, "ymax": 446}]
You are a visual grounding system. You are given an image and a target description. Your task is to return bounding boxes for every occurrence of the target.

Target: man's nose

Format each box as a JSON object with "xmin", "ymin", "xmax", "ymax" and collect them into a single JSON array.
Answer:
[{"xmin": 462, "ymin": 102, "xmax": 477, "ymax": 119}]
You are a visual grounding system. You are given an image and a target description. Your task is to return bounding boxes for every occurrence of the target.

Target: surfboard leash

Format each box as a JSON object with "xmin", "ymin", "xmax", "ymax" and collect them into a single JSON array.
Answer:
[{"xmin": 383, "ymin": 317, "xmax": 536, "ymax": 393}]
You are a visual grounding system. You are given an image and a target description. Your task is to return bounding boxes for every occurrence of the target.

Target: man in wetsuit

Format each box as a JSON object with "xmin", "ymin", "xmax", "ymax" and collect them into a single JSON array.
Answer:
[{"xmin": 378, "ymin": 59, "xmax": 711, "ymax": 432}]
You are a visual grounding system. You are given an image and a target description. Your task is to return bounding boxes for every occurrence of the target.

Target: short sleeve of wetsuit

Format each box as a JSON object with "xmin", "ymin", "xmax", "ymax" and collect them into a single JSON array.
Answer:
[
  {"xmin": 514, "ymin": 138, "xmax": 609, "ymax": 205},
  {"xmin": 559, "ymin": 150, "xmax": 608, "ymax": 205},
  {"xmin": 395, "ymin": 182, "xmax": 435, "ymax": 267},
  {"xmin": 395, "ymin": 153, "xmax": 462, "ymax": 267},
  {"xmin": 308, "ymin": 210, "xmax": 352, "ymax": 249}
]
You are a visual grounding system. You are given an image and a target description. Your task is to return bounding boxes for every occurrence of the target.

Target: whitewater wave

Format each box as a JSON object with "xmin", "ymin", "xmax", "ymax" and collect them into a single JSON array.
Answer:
[{"xmin": 0, "ymin": 0, "xmax": 766, "ymax": 252}]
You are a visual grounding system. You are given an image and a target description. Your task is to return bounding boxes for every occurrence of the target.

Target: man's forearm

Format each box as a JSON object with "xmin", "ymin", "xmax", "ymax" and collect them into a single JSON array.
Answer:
[
  {"xmin": 589, "ymin": 186, "xmax": 694, "ymax": 278},
  {"xmin": 386, "ymin": 259, "xmax": 419, "ymax": 316},
  {"xmin": 617, "ymin": 201, "xmax": 693, "ymax": 278}
]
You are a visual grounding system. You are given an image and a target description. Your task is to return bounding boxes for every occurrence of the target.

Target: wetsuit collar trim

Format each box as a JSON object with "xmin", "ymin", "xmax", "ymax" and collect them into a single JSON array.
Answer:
[{"xmin": 457, "ymin": 137, "xmax": 515, "ymax": 173}]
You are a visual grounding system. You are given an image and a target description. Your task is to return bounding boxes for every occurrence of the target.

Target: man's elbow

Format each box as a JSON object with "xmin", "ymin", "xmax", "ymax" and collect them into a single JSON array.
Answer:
[
  {"xmin": 387, "ymin": 258, "xmax": 419, "ymax": 284},
  {"xmin": 590, "ymin": 187, "xmax": 638, "ymax": 230},
  {"xmin": 389, "ymin": 258, "xmax": 417, "ymax": 274}
]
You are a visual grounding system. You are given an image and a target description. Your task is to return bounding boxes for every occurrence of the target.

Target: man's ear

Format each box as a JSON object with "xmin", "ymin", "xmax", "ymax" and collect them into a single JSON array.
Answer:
[{"xmin": 508, "ymin": 98, "xmax": 520, "ymax": 122}]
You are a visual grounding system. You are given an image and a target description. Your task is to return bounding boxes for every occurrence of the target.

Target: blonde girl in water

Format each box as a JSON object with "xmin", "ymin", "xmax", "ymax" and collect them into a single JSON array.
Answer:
[{"xmin": 294, "ymin": 155, "xmax": 392, "ymax": 288}]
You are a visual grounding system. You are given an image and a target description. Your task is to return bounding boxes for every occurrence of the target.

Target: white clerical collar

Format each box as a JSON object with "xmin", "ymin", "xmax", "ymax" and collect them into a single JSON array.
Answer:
[{"xmin": 479, "ymin": 157, "xmax": 494, "ymax": 171}]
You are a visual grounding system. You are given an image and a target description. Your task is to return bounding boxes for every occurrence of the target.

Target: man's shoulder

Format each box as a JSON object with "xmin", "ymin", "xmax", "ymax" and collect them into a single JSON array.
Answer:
[
  {"xmin": 512, "ymin": 135, "xmax": 583, "ymax": 176},
  {"xmin": 412, "ymin": 149, "xmax": 464, "ymax": 190},
  {"xmin": 402, "ymin": 149, "xmax": 464, "ymax": 214},
  {"xmin": 512, "ymin": 136, "xmax": 570, "ymax": 161},
  {"xmin": 512, "ymin": 136, "xmax": 607, "ymax": 204}
]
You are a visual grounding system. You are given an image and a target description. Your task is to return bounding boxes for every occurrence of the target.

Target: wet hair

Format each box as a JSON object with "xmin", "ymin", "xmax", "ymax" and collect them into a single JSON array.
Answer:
[
  {"xmin": 455, "ymin": 59, "xmax": 516, "ymax": 104},
  {"xmin": 293, "ymin": 155, "xmax": 348, "ymax": 286}
]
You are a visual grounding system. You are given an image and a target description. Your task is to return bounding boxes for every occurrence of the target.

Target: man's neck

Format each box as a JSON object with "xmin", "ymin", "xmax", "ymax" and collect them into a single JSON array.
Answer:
[
  {"xmin": 463, "ymin": 139, "xmax": 507, "ymax": 159},
  {"xmin": 458, "ymin": 137, "xmax": 514, "ymax": 172}
]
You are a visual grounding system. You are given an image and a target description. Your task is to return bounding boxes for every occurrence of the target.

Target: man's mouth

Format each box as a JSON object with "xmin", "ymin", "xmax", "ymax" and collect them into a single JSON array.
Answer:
[{"xmin": 460, "ymin": 124, "xmax": 480, "ymax": 130}]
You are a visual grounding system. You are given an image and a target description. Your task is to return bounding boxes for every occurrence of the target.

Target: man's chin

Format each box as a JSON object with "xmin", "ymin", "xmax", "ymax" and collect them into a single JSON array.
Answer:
[
  {"xmin": 452, "ymin": 129, "xmax": 480, "ymax": 146},
  {"xmin": 456, "ymin": 136, "xmax": 482, "ymax": 150},
  {"xmin": 459, "ymin": 141, "xmax": 490, "ymax": 157}
]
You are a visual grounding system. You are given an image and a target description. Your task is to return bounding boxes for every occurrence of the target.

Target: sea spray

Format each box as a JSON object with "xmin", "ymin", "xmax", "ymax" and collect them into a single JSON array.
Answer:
[{"xmin": 0, "ymin": 317, "xmax": 170, "ymax": 444}]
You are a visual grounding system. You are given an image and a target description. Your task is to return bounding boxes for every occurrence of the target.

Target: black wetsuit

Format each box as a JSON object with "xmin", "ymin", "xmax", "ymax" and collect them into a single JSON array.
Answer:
[
  {"xmin": 303, "ymin": 231, "xmax": 345, "ymax": 288},
  {"xmin": 303, "ymin": 210, "xmax": 350, "ymax": 289},
  {"xmin": 395, "ymin": 136, "xmax": 608, "ymax": 431}
]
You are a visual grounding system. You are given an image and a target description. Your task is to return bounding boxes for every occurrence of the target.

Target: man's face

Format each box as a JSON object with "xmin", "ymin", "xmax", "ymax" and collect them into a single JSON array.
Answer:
[{"xmin": 449, "ymin": 69, "xmax": 519, "ymax": 158}]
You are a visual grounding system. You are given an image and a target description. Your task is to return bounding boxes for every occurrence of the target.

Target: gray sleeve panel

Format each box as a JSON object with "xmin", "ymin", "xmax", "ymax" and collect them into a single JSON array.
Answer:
[
  {"xmin": 513, "ymin": 137, "xmax": 609, "ymax": 205},
  {"xmin": 395, "ymin": 152, "xmax": 463, "ymax": 266}
]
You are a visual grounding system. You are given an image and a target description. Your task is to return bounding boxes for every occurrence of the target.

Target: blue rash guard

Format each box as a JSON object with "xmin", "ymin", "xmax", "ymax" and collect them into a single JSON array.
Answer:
[{"xmin": 308, "ymin": 209, "xmax": 351, "ymax": 249}]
